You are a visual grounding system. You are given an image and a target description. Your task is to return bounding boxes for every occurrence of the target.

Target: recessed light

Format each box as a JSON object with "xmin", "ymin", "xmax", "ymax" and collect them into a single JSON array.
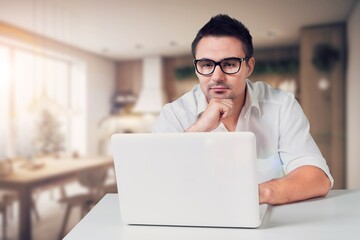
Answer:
[
  {"xmin": 169, "ymin": 41, "xmax": 178, "ymax": 47},
  {"xmin": 135, "ymin": 44, "xmax": 143, "ymax": 50},
  {"xmin": 266, "ymin": 31, "xmax": 276, "ymax": 39}
]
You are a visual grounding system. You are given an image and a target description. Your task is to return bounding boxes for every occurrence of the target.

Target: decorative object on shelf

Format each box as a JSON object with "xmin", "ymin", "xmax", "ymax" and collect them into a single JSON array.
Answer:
[
  {"xmin": 312, "ymin": 43, "xmax": 340, "ymax": 73},
  {"xmin": 34, "ymin": 109, "xmax": 64, "ymax": 157},
  {"xmin": 111, "ymin": 90, "xmax": 136, "ymax": 114}
]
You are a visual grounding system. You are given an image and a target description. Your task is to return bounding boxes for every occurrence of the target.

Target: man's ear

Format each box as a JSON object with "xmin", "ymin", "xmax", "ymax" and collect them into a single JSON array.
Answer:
[{"xmin": 246, "ymin": 57, "xmax": 255, "ymax": 77}]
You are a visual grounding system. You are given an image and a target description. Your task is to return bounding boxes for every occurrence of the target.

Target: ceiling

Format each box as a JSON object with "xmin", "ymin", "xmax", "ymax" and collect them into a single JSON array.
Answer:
[{"xmin": 0, "ymin": 0, "xmax": 357, "ymax": 60}]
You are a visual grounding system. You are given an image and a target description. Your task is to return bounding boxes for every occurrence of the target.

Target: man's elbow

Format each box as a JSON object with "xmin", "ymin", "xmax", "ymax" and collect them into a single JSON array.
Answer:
[
  {"xmin": 300, "ymin": 165, "xmax": 332, "ymax": 199},
  {"xmin": 316, "ymin": 170, "xmax": 332, "ymax": 198}
]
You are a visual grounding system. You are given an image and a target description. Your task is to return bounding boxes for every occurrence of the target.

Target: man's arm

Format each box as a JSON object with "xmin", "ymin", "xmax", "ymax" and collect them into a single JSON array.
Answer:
[{"xmin": 259, "ymin": 165, "xmax": 331, "ymax": 205}]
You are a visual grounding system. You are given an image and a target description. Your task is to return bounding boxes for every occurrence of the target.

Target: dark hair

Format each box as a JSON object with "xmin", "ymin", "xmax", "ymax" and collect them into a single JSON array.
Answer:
[{"xmin": 191, "ymin": 14, "xmax": 253, "ymax": 59}]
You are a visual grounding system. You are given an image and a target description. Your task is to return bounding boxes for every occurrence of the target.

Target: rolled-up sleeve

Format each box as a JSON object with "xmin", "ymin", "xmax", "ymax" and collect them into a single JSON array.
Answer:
[{"xmin": 278, "ymin": 95, "xmax": 334, "ymax": 187}]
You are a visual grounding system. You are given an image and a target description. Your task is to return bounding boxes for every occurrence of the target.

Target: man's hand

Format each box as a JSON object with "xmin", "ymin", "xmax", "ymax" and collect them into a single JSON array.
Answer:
[
  {"xmin": 259, "ymin": 166, "xmax": 331, "ymax": 205},
  {"xmin": 186, "ymin": 98, "xmax": 233, "ymax": 132}
]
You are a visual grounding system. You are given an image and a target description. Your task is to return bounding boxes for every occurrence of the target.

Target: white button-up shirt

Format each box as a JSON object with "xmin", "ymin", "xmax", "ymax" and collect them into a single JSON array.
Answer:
[{"xmin": 153, "ymin": 80, "xmax": 334, "ymax": 185}]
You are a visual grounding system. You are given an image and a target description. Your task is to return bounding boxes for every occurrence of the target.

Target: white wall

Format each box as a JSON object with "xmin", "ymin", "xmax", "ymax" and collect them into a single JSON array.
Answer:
[
  {"xmin": 346, "ymin": 1, "xmax": 360, "ymax": 189},
  {"xmin": 86, "ymin": 58, "xmax": 115, "ymax": 156}
]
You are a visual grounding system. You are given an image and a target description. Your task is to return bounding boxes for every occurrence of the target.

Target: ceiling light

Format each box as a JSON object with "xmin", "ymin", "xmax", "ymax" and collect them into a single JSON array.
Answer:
[
  {"xmin": 267, "ymin": 31, "xmax": 276, "ymax": 39},
  {"xmin": 135, "ymin": 44, "xmax": 143, "ymax": 50},
  {"xmin": 169, "ymin": 41, "xmax": 178, "ymax": 47}
]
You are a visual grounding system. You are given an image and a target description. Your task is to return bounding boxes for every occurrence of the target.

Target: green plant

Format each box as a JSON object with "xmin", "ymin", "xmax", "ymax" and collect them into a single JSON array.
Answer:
[
  {"xmin": 312, "ymin": 43, "xmax": 340, "ymax": 73},
  {"xmin": 174, "ymin": 66, "xmax": 196, "ymax": 80}
]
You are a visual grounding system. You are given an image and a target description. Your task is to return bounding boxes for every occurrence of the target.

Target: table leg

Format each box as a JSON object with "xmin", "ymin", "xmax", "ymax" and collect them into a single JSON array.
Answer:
[{"xmin": 18, "ymin": 186, "xmax": 32, "ymax": 240}]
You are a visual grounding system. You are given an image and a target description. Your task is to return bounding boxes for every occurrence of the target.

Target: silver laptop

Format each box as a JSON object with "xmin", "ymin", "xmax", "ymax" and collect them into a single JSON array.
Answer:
[{"xmin": 111, "ymin": 132, "xmax": 268, "ymax": 228}]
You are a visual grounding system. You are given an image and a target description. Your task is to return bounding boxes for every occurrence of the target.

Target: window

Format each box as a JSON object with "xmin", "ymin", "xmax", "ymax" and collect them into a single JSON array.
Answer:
[
  {"xmin": 0, "ymin": 40, "xmax": 86, "ymax": 159},
  {"xmin": 0, "ymin": 45, "xmax": 11, "ymax": 158}
]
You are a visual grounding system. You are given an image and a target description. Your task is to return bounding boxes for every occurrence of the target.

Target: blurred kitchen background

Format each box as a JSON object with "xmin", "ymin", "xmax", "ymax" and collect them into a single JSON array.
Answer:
[{"xmin": 0, "ymin": 0, "xmax": 359, "ymax": 239}]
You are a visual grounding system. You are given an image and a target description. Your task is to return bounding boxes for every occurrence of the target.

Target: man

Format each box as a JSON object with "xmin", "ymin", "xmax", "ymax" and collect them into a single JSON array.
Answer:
[{"xmin": 153, "ymin": 14, "xmax": 333, "ymax": 205}]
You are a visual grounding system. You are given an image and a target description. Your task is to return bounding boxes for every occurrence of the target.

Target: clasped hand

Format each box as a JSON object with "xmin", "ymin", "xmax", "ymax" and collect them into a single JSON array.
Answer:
[{"xmin": 186, "ymin": 98, "xmax": 234, "ymax": 132}]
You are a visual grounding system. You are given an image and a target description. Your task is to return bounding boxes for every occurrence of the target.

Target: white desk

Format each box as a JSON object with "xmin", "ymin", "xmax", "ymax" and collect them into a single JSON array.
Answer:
[{"xmin": 64, "ymin": 190, "xmax": 360, "ymax": 240}]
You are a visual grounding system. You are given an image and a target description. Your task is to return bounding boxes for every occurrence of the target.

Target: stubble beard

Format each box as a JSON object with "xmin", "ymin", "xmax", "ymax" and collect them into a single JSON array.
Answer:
[{"xmin": 206, "ymin": 82, "xmax": 236, "ymax": 100}]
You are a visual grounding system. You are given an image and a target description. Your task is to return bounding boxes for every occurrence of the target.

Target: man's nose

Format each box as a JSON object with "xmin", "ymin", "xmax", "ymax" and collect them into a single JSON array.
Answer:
[{"xmin": 211, "ymin": 65, "xmax": 225, "ymax": 82}]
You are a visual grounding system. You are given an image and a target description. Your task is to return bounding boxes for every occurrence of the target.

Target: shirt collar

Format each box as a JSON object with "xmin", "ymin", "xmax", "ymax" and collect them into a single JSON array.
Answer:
[
  {"xmin": 195, "ymin": 79, "xmax": 261, "ymax": 119},
  {"xmin": 244, "ymin": 79, "xmax": 261, "ymax": 118},
  {"xmin": 196, "ymin": 85, "xmax": 207, "ymax": 117}
]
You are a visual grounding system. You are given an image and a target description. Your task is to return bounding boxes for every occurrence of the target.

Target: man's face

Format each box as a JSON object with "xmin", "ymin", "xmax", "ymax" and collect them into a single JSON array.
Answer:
[{"xmin": 194, "ymin": 36, "xmax": 254, "ymax": 102}]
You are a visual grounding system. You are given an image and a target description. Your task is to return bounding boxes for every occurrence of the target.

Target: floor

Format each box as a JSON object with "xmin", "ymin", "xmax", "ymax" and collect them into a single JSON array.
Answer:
[{"xmin": 1, "ymin": 182, "xmax": 98, "ymax": 240}]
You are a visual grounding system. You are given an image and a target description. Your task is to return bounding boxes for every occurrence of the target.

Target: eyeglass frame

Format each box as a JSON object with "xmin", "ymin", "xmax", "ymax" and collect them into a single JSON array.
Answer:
[{"xmin": 193, "ymin": 57, "xmax": 250, "ymax": 76}]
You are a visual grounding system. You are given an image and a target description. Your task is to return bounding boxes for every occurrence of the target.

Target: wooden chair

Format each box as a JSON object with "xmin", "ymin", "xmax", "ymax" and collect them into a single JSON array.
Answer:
[
  {"xmin": 0, "ymin": 201, "xmax": 7, "ymax": 239},
  {"xmin": 0, "ymin": 157, "xmax": 41, "ymax": 239},
  {"xmin": 0, "ymin": 192, "xmax": 13, "ymax": 239},
  {"xmin": 58, "ymin": 167, "xmax": 110, "ymax": 239},
  {"xmin": 0, "ymin": 191, "xmax": 42, "ymax": 239}
]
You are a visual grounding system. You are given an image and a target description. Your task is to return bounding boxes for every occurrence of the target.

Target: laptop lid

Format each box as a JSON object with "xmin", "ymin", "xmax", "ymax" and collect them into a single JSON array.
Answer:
[{"xmin": 111, "ymin": 132, "xmax": 266, "ymax": 228}]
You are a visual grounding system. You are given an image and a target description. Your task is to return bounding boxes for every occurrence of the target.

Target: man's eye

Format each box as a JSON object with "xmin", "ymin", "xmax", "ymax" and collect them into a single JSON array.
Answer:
[
  {"xmin": 201, "ymin": 62, "xmax": 214, "ymax": 67},
  {"xmin": 222, "ymin": 61, "xmax": 236, "ymax": 67}
]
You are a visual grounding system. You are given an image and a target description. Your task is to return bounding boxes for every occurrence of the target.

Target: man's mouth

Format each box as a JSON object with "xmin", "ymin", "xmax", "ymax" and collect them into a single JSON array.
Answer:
[{"xmin": 209, "ymin": 86, "xmax": 230, "ymax": 93}]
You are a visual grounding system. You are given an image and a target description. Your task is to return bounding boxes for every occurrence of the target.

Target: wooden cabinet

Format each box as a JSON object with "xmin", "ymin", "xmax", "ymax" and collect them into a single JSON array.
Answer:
[
  {"xmin": 116, "ymin": 60, "xmax": 142, "ymax": 96},
  {"xmin": 300, "ymin": 24, "xmax": 346, "ymax": 188}
]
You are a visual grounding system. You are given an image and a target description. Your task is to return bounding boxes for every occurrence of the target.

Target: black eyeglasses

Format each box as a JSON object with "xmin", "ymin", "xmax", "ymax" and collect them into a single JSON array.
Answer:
[{"xmin": 194, "ymin": 57, "xmax": 249, "ymax": 76}]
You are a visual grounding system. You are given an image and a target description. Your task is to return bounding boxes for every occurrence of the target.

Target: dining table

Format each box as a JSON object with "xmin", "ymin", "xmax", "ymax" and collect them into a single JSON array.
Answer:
[{"xmin": 0, "ymin": 156, "xmax": 114, "ymax": 240}]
